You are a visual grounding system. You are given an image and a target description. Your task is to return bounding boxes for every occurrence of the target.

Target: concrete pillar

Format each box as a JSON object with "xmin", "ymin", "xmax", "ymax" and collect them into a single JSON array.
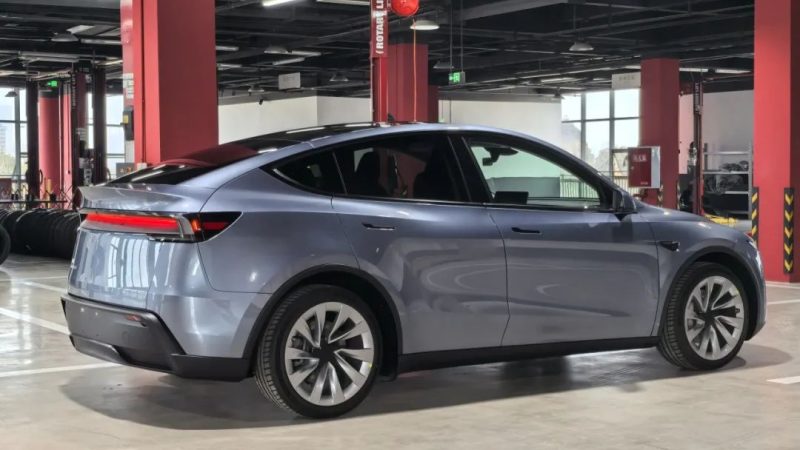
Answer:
[
  {"xmin": 640, "ymin": 58, "xmax": 680, "ymax": 210},
  {"xmin": 121, "ymin": 0, "xmax": 218, "ymax": 164},
  {"xmin": 754, "ymin": 0, "xmax": 800, "ymax": 281}
]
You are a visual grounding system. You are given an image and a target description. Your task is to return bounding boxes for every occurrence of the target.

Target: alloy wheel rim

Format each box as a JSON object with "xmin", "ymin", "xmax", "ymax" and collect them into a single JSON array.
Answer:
[
  {"xmin": 684, "ymin": 275, "xmax": 745, "ymax": 361},
  {"xmin": 284, "ymin": 302, "xmax": 375, "ymax": 407}
]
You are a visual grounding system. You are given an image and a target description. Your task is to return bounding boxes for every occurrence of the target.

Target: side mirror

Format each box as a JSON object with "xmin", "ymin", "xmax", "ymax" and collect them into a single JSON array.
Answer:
[{"xmin": 612, "ymin": 189, "xmax": 637, "ymax": 215}]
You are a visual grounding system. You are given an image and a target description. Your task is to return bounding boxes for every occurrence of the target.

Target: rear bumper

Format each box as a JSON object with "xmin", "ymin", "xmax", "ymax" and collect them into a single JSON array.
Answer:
[{"xmin": 62, "ymin": 294, "xmax": 249, "ymax": 381}]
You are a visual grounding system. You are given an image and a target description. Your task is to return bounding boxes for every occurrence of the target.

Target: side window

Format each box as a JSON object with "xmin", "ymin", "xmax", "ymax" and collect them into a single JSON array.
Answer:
[
  {"xmin": 273, "ymin": 151, "xmax": 344, "ymax": 194},
  {"xmin": 467, "ymin": 139, "xmax": 604, "ymax": 209},
  {"xmin": 335, "ymin": 135, "xmax": 466, "ymax": 202}
]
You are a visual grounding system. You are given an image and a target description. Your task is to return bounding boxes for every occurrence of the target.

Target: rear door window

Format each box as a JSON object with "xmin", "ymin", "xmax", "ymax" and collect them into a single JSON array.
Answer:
[
  {"xmin": 272, "ymin": 151, "xmax": 344, "ymax": 194},
  {"xmin": 334, "ymin": 134, "xmax": 466, "ymax": 202}
]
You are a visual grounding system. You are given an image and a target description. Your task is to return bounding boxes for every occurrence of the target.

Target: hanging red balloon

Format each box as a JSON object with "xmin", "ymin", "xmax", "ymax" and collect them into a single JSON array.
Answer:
[{"xmin": 392, "ymin": 0, "xmax": 419, "ymax": 17}]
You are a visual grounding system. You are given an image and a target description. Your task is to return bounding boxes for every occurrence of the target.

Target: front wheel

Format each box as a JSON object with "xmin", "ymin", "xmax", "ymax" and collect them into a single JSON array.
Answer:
[
  {"xmin": 254, "ymin": 285, "xmax": 381, "ymax": 418},
  {"xmin": 658, "ymin": 262, "xmax": 749, "ymax": 370}
]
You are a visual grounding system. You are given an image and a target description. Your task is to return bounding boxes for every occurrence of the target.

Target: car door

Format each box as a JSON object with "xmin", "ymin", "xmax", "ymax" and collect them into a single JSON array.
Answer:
[
  {"xmin": 330, "ymin": 132, "xmax": 508, "ymax": 354},
  {"xmin": 455, "ymin": 133, "xmax": 660, "ymax": 346}
]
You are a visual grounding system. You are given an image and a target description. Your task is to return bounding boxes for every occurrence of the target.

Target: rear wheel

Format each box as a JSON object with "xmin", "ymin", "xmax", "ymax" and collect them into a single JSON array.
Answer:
[
  {"xmin": 254, "ymin": 285, "xmax": 381, "ymax": 418},
  {"xmin": 658, "ymin": 262, "xmax": 749, "ymax": 370}
]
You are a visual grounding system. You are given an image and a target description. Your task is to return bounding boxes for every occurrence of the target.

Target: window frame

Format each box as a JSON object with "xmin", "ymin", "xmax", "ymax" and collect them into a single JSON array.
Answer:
[
  {"xmin": 266, "ymin": 131, "xmax": 478, "ymax": 207},
  {"xmin": 453, "ymin": 132, "xmax": 616, "ymax": 213},
  {"xmin": 561, "ymin": 89, "xmax": 640, "ymax": 176}
]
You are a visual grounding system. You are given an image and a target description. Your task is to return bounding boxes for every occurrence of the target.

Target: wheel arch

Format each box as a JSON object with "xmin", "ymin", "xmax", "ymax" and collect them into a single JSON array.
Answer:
[
  {"xmin": 243, "ymin": 265, "xmax": 403, "ymax": 378},
  {"xmin": 656, "ymin": 246, "xmax": 761, "ymax": 340}
]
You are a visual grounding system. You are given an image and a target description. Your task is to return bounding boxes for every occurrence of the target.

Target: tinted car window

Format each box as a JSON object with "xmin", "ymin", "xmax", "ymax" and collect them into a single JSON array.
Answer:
[
  {"xmin": 335, "ymin": 135, "xmax": 465, "ymax": 202},
  {"xmin": 273, "ymin": 151, "xmax": 344, "ymax": 194},
  {"xmin": 467, "ymin": 139, "xmax": 603, "ymax": 209}
]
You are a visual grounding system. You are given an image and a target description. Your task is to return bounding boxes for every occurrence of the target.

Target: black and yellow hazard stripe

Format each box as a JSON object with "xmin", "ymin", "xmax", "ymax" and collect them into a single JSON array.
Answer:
[
  {"xmin": 750, "ymin": 187, "xmax": 759, "ymax": 243},
  {"xmin": 784, "ymin": 188, "xmax": 795, "ymax": 274}
]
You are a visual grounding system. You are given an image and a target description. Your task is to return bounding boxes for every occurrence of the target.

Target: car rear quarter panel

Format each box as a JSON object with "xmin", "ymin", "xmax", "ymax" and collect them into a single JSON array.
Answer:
[{"xmin": 198, "ymin": 168, "xmax": 360, "ymax": 294}]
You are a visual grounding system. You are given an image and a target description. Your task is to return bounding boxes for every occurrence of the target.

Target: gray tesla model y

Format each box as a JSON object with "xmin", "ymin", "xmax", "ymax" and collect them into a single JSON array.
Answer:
[{"xmin": 63, "ymin": 123, "xmax": 766, "ymax": 418}]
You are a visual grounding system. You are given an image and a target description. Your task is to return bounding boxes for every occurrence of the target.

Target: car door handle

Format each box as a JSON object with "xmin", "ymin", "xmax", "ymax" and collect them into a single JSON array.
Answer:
[
  {"xmin": 363, "ymin": 223, "xmax": 396, "ymax": 231},
  {"xmin": 511, "ymin": 227, "xmax": 542, "ymax": 235}
]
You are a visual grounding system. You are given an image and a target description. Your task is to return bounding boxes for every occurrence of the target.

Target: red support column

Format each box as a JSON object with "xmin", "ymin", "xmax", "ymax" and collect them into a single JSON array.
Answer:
[
  {"xmin": 121, "ymin": 0, "xmax": 218, "ymax": 164},
  {"xmin": 640, "ymin": 58, "xmax": 680, "ymax": 209},
  {"xmin": 38, "ymin": 89, "xmax": 61, "ymax": 197},
  {"xmin": 754, "ymin": 0, "xmax": 800, "ymax": 281},
  {"xmin": 387, "ymin": 43, "xmax": 429, "ymax": 122}
]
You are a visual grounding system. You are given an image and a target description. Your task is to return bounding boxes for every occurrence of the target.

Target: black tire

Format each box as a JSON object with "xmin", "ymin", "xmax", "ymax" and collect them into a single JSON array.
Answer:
[
  {"xmin": 658, "ymin": 262, "xmax": 750, "ymax": 370},
  {"xmin": 0, "ymin": 226, "xmax": 10, "ymax": 265},
  {"xmin": 254, "ymin": 285, "xmax": 382, "ymax": 419}
]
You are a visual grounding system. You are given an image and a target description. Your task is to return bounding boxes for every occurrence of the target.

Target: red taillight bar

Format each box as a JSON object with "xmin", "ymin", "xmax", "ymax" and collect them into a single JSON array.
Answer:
[
  {"xmin": 85, "ymin": 212, "xmax": 181, "ymax": 232},
  {"xmin": 81, "ymin": 211, "xmax": 240, "ymax": 242}
]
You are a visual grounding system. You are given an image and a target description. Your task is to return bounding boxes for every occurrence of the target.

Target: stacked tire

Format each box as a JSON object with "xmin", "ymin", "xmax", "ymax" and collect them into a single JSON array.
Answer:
[{"xmin": 0, "ymin": 209, "xmax": 81, "ymax": 263}]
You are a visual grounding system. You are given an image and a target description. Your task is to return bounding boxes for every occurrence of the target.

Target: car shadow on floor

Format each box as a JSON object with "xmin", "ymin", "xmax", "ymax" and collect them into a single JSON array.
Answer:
[{"xmin": 59, "ymin": 344, "xmax": 791, "ymax": 430}]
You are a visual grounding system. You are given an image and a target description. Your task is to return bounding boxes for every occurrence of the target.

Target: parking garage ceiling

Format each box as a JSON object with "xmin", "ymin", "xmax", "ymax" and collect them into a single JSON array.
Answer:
[{"xmin": 0, "ymin": 0, "xmax": 754, "ymax": 96}]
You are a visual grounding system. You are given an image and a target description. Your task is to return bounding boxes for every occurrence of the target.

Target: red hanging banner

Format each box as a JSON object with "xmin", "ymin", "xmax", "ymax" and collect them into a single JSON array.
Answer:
[{"xmin": 371, "ymin": 0, "xmax": 388, "ymax": 58}]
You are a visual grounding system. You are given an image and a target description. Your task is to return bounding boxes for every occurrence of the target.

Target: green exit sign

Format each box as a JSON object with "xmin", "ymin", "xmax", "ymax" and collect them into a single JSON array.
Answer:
[
  {"xmin": 46, "ymin": 80, "xmax": 59, "ymax": 88},
  {"xmin": 449, "ymin": 71, "xmax": 466, "ymax": 85}
]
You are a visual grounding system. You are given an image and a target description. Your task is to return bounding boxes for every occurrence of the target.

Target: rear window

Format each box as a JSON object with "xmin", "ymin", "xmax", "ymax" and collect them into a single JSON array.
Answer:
[{"xmin": 107, "ymin": 124, "xmax": 381, "ymax": 185}]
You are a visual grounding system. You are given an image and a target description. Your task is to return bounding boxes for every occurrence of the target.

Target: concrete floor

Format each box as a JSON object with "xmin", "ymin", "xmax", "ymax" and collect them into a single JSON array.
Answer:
[{"xmin": 1, "ymin": 255, "xmax": 799, "ymax": 450}]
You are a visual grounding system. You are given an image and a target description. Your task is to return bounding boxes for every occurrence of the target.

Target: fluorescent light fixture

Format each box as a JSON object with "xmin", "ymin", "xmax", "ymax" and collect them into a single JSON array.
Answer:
[
  {"xmin": 216, "ymin": 45, "xmax": 240, "ymax": 52},
  {"xmin": 680, "ymin": 67, "xmax": 708, "ymax": 73},
  {"xmin": 316, "ymin": 0, "xmax": 370, "ymax": 5},
  {"xmin": 67, "ymin": 25, "xmax": 93, "ymax": 34},
  {"xmin": 263, "ymin": 0, "xmax": 300, "ymax": 6},
  {"xmin": 540, "ymin": 76, "xmax": 578, "ymax": 84},
  {"xmin": 569, "ymin": 41, "xmax": 594, "ymax": 52},
  {"xmin": 217, "ymin": 63, "xmax": 242, "ymax": 70},
  {"xmin": 100, "ymin": 59, "xmax": 123, "ymax": 67},
  {"xmin": 248, "ymin": 85, "xmax": 266, "ymax": 94},
  {"xmin": 81, "ymin": 38, "xmax": 121, "ymax": 45},
  {"xmin": 52, "ymin": 32, "xmax": 78, "ymax": 43},
  {"xmin": 410, "ymin": 19, "xmax": 440, "ymax": 31},
  {"xmin": 272, "ymin": 57, "xmax": 305, "ymax": 66},
  {"xmin": 714, "ymin": 68, "xmax": 751, "ymax": 74}
]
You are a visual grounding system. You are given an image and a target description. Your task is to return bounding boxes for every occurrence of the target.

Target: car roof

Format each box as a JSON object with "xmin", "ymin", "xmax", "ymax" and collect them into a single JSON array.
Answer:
[{"xmin": 232, "ymin": 122, "xmax": 537, "ymax": 152}]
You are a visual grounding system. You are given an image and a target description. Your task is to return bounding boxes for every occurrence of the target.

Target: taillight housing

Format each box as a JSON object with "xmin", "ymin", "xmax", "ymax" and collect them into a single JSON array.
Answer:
[{"xmin": 81, "ymin": 211, "xmax": 240, "ymax": 242}]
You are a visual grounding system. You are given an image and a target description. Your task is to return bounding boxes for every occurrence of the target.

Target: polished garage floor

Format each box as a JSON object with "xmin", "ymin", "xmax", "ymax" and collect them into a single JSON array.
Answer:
[{"xmin": 1, "ymin": 256, "xmax": 799, "ymax": 450}]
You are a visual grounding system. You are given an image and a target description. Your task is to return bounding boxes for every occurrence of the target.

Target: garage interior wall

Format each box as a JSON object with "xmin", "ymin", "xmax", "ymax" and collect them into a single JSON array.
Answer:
[
  {"xmin": 219, "ymin": 95, "xmax": 563, "ymax": 147},
  {"xmin": 678, "ymin": 90, "xmax": 754, "ymax": 173}
]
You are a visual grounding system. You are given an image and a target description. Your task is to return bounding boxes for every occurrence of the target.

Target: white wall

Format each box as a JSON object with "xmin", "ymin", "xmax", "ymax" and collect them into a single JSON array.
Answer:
[
  {"xmin": 219, "ymin": 95, "xmax": 564, "ymax": 148},
  {"xmin": 439, "ymin": 99, "xmax": 563, "ymax": 147},
  {"xmin": 218, "ymin": 96, "xmax": 319, "ymax": 143},
  {"xmin": 317, "ymin": 96, "xmax": 371, "ymax": 125},
  {"xmin": 678, "ymin": 90, "xmax": 753, "ymax": 173}
]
